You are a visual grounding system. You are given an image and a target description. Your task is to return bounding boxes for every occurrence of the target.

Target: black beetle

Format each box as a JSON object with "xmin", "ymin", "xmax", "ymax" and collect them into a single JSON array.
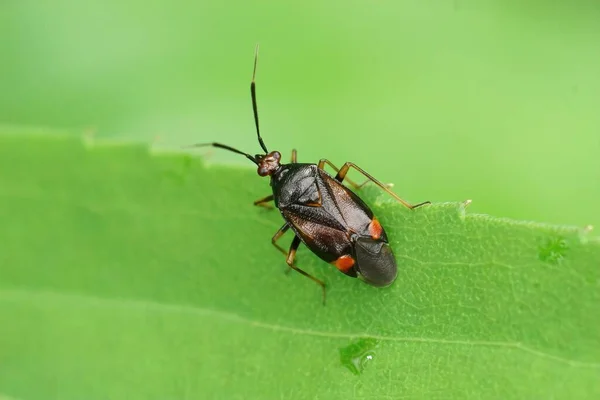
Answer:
[{"xmin": 191, "ymin": 46, "xmax": 429, "ymax": 302}]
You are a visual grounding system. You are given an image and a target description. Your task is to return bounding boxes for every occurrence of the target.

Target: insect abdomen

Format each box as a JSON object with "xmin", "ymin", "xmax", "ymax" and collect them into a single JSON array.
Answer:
[{"xmin": 353, "ymin": 236, "xmax": 397, "ymax": 287}]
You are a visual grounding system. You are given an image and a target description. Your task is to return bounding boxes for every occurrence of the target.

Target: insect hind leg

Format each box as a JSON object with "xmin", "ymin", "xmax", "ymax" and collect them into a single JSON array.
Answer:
[
  {"xmin": 317, "ymin": 159, "xmax": 362, "ymax": 189},
  {"xmin": 328, "ymin": 160, "xmax": 430, "ymax": 210},
  {"xmin": 318, "ymin": 159, "xmax": 396, "ymax": 191}
]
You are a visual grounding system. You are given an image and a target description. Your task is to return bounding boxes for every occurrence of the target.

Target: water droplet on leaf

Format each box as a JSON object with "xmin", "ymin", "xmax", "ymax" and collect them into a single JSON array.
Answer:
[{"xmin": 339, "ymin": 337, "xmax": 379, "ymax": 375}]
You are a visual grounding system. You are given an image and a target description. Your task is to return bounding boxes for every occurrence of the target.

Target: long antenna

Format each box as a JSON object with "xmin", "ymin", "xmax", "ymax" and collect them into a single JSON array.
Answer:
[
  {"xmin": 184, "ymin": 142, "xmax": 258, "ymax": 165},
  {"xmin": 251, "ymin": 44, "xmax": 269, "ymax": 154}
]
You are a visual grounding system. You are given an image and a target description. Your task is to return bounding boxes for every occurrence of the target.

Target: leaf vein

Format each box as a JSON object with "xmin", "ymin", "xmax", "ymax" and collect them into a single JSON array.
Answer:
[{"xmin": 2, "ymin": 287, "xmax": 598, "ymax": 369}]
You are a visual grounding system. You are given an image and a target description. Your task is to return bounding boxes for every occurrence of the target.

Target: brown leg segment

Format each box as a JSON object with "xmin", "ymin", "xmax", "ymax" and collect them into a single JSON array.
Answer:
[
  {"xmin": 271, "ymin": 224, "xmax": 297, "ymax": 275},
  {"xmin": 286, "ymin": 235, "xmax": 327, "ymax": 305},
  {"xmin": 329, "ymin": 160, "xmax": 430, "ymax": 209},
  {"xmin": 271, "ymin": 223, "xmax": 290, "ymax": 257},
  {"xmin": 291, "ymin": 149, "xmax": 297, "ymax": 163},
  {"xmin": 317, "ymin": 159, "xmax": 362, "ymax": 189},
  {"xmin": 254, "ymin": 194, "xmax": 274, "ymax": 209}
]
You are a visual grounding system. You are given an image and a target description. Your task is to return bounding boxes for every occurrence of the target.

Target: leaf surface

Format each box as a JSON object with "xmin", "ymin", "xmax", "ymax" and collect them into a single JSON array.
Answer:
[{"xmin": 1, "ymin": 131, "xmax": 599, "ymax": 399}]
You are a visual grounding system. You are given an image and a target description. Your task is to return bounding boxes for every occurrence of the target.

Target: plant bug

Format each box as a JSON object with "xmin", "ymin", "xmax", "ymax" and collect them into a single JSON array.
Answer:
[{"xmin": 189, "ymin": 46, "xmax": 430, "ymax": 303}]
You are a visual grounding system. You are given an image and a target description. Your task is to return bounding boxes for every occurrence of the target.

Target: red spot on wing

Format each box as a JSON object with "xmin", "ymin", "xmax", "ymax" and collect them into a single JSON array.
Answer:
[
  {"xmin": 332, "ymin": 255, "xmax": 355, "ymax": 272},
  {"xmin": 368, "ymin": 217, "xmax": 383, "ymax": 240}
]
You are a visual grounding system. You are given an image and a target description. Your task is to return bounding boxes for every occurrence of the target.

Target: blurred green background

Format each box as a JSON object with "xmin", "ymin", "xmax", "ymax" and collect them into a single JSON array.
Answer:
[{"xmin": 1, "ymin": 0, "xmax": 599, "ymax": 227}]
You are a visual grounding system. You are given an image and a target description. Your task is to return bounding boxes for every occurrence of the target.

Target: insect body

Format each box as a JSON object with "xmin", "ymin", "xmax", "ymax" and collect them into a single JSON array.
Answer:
[
  {"xmin": 191, "ymin": 46, "xmax": 429, "ymax": 302},
  {"xmin": 272, "ymin": 162, "xmax": 396, "ymax": 286}
]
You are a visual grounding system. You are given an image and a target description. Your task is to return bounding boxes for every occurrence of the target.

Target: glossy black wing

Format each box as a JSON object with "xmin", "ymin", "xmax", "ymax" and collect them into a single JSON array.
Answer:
[
  {"xmin": 281, "ymin": 205, "xmax": 352, "ymax": 263},
  {"xmin": 316, "ymin": 169, "xmax": 375, "ymax": 237}
]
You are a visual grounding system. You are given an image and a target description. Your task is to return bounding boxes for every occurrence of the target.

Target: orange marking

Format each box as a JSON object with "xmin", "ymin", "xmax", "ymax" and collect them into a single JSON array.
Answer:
[
  {"xmin": 332, "ymin": 255, "xmax": 355, "ymax": 272},
  {"xmin": 368, "ymin": 217, "xmax": 383, "ymax": 240}
]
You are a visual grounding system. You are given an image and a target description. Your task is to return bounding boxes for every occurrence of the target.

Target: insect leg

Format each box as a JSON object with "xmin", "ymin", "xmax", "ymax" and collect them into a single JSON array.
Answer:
[
  {"xmin": 317, "ymin": 159, "xmax": 362, "ymax": 189},
  {"xmin": 271, "ymin": 223, "xmax": 290, "ymax": 256},
  {"xmin": 286, "ymin": 235, "xmax": 327, "ymax": 304},
  {"xmin": 254, "ymin": 194, "xmax": 274, "ymax": 209},
  {"xmin": 334, "ymin": 161, "xmax": 430, "ymax": 210},
  {"xmin": 291, "ymin": 149, "xmax": 297, "ymax": 163},
  {"xmin": 318, "ymin": 159, "xmax": 392, "ymax": 190},
  {"xmin": 272, "ymin": 224, "xmax": 302, "ymax": 275}
]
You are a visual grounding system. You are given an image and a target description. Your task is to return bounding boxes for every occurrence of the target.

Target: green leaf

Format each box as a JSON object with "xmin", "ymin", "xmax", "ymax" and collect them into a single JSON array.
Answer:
[{"xmin": 1, "ymin": 131, "xmax": 599, "ymax": 399}]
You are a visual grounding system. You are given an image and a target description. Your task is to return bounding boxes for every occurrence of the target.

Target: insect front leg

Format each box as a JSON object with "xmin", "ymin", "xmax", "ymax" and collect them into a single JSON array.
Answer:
[
  {"xmin": 254, "ymin": 194, "xmax": 274, "ymax": 209},
  {"xmin": 285, "ymin": 235, "xmax": 327, "ymax": 305},
  {"xmin": 329, "ymin": 160, "xmax": 430, "ymax": 210},
  {"xmin": 291, "ymin": 149, "xmax": 297, "ymax": 163}
]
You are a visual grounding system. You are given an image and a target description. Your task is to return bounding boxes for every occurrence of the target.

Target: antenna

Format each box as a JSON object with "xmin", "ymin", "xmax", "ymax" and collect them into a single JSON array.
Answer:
[
  {"xmin": 184, "ymin": 46, "xmax": 269, "ymax": 165},
  {"xmin": 251, "ymin": 44, "xmax": 269, "ymax": 154},
  {"xmin": 184, "ymin": 142, "xmax": 258, "ymax": 165}
]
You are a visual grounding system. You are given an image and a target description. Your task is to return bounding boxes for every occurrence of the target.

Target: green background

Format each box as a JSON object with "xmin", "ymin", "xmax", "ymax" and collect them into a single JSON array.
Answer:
[{"xmin": 1, "ymin": 0, "xmax": 599, "ymax": 227}]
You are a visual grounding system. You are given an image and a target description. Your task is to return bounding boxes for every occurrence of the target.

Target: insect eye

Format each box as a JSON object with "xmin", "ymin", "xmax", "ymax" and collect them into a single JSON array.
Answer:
[{"xmin": 257, "ymin": 166, "xmax": 269, "ymax": 177}]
